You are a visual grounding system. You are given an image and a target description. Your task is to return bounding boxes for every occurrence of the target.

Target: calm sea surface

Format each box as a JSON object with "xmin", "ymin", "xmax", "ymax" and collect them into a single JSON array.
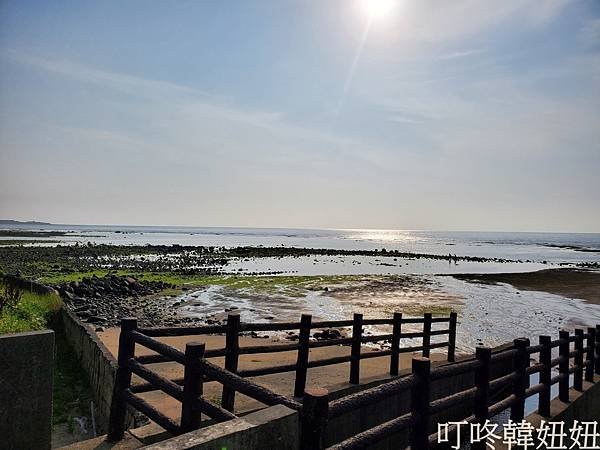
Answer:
[{"xmin": 2, "ymin": 224, "xmax": 599, "ymax": 265}]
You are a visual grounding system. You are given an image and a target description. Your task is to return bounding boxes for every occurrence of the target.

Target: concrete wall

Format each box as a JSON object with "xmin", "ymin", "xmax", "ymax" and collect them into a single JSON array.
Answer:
[
  {"xmin": 142, "ymin": 405, "xmax": 300, "ymax": 450},
  {"xmin": 0, "ymin": 330, "xmax": 55, "ymax": 450},
  {"xmin": 2, "ymin": 274, "xmax": 121, "ymax": 435},
  {"xmin": 58, "ymin": 307, "xmax": 118, "ymax": 434},
  {"xmin": 1, "ymin": 273, "xmax": 57, "ymax": 296}
]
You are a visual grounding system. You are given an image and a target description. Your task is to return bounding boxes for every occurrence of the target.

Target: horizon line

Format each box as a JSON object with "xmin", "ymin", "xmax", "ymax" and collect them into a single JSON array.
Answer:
[{"xmin": 2, "ymin": 219, "xmax": 599, "ymax": 235}]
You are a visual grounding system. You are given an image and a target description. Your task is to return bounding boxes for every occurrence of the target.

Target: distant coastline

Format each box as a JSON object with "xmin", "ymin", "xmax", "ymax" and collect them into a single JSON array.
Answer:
[{"xmin": 0, "ymin": 219, "xmax": 53, "ymax": 226}]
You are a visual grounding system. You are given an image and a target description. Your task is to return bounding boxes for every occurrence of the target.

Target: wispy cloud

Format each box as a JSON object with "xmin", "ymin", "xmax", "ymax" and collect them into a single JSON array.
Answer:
[
  {"xmin": 3, "ymin": 49, "xmax": 206, "ymax": 99},
  {"xmin": 1, "ymin": 49, "xmax": 402, "ymax": 174},
  {"xmin": 436, "ymin": 49, "xmax": 485, "ymax": 60},
  {"xmin": 387, "ymin": 114, "xmax": 426, "ymax": 125},
  {"xmin": 579, "ymin": 18, "xmax": 600, "ymax": 49},
  {"xmin": 383, "ymin": 0, "xmax": 568, "ymax": 48}
]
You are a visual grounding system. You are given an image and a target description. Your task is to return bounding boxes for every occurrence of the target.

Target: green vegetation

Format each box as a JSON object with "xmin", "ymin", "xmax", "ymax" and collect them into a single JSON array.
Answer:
[
  {"xmin": 0, "ymin": 239, "xmax": 62, "ymax": 246},
  {"xmin": 0, "ymin": 279, "xmax": 92, "ymax": 429},
  {"xmin": 393, "ymin": 304, "xmax": 455, "ymax": 316},
  {"xmin": 40, "ymin": 270, "xmax": 323, "ymax": 289},
  {"xmin": 53, "ymin": 331, "xmax": 93, "ymax": 426},
  {"xmin": 0, "ymin": 282, "xmax": 62, "ymax": 333},
  {"xmin": 0, "ymin": 242, "xmax": 514, "ymax": 286}
]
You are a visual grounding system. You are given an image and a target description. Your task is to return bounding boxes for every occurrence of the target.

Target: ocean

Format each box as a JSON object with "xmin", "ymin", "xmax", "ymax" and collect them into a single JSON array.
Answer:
[{"xmin": 2, "ymin": 223, "xmax": 599, "ymax": 266}]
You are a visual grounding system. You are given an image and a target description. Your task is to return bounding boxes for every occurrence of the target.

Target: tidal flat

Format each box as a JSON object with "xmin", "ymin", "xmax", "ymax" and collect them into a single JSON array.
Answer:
[{"xmin": 2, "ymin": 243, "xmax": 600, "ymax": 353}]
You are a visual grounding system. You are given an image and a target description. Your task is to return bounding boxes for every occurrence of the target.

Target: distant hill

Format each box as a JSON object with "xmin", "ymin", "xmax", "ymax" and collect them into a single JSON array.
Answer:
[{"xmin": 0, "ymin": 219, "xmax": 53, "ymax": 226}]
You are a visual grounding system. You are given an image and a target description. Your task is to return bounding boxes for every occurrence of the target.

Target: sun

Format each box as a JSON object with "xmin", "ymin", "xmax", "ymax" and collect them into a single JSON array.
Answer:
[{"xmin": 360, "ymin": 0, "xmax": 396, "ymax": 19}]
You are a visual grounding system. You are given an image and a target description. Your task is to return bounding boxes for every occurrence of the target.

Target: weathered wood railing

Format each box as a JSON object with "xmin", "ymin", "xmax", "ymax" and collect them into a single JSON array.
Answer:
[
  {"xmin": 130, "ymin": 312, "xmax": 455, "ymax": 403},
  {"xmin": 107, "ymin": 317, "xmax": 302, "ymax": 441},
  {"xmin": 108, "ymin": 311, "xmax": 456, "ymax": 441},
  {"xmin": 301, "ymin": 324, "xmax": 600, "ymax": 450}
]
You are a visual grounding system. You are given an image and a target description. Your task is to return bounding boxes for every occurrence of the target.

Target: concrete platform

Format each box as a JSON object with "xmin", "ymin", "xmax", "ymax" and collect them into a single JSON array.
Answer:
[{"xmin": 57, "ymin": 432, "xmax": 144, "ymax": 449}]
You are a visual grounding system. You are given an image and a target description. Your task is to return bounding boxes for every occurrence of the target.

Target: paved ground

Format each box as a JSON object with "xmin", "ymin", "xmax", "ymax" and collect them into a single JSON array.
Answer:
[{"xmin": 99, "ymin": 328, "xmax": 447, "ymax": 420}]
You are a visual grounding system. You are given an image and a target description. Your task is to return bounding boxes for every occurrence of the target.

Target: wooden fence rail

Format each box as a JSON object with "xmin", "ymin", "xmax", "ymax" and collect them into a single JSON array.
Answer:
[
  {"xmin": 132, "ymin": 311, "xmax": 456, "ymax": 412},
  {"xmin": 301, "ymin": 324, "xmax": 600, "ymax": 450},
  {"xmin": 108, "ymin": 311, "xmax": 455, "ymax": 441},
  {"xmin": 108, "ymin": 316, "xmax": 599, "ymax": 449}
]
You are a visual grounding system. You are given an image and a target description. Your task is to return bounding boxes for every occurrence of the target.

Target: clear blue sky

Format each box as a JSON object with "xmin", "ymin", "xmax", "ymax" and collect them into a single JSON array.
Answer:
[{"xmin": 1, "ymin": 1, "xmax": 599, "ymax": 231}]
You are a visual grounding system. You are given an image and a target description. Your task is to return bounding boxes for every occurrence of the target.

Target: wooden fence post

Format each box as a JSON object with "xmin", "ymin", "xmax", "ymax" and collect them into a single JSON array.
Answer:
[
  {"xmin": 510, "ymin": 338, "xmax": 529, "ymax": 422},
  {"xmin": 559, "ymin": 330, "xmax": 570, "ymax": 402},
  {"xmin": 574, "ymin": 329, "xmax": 584, "ymax": 391},
  {"xmin": 222, "ymin": 313, "xmax": 240, "ymax": 412},
  {"xmin": 294, "ymin": 314, "xmax": 312, "ymax": 398},
  {"xmin": 108, "ymin": 317, "xmax": 137, "ymax": 441},
  {"xmin": 301, "ymin": 387, "xmax": 329, "ymax": 450},
  {"xmin": 422, "ymin": 313, "xmax": 432, "ymax": 358},
  {"xmin": 447, "ymin": 312, "xmax": 457, "ymax": 362},
  {"xmin": 410, "ymin": 357, "xmax": 431, "ymax": 450},
  {"xmin": 350, "ymin": 313, "xmax": 363, "ymax": 384},
  {"xmin": 595, "ymin": 325, "xmax": 600, "ymax": 375},
  {"xmin": 538, "ymin": 335, "xmax": 552, "ymax": 417},
  {"xmin": 472, "ymin": 346, "xmax": 491, "ymax": 450},
  {"xmin": 586, "ymin": 327, "xmax": 596, "ymax": 382},
  {"xmin": 390, "ymin": 312, "xmax": 402, "ymax": 376},
  {"xmin": 180, "ymin": 342, "xmax": 205, "ymax": 433}
]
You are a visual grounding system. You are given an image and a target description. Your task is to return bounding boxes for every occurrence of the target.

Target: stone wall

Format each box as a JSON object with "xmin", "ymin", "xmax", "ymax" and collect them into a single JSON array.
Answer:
[
  {"xmin": 0, "ymin": 330, "xmax": 54, "ymax": 450},
  {"xmin": 1, "ymin": 273, "xmax": 120, "ymax": 434},
  {"xmin": 57, "ymin": 307, "xmax": 118, "ymax": 434},
  {"xmin": 1, "ymin": 273, "xmax": 57, "ymax": 296}
]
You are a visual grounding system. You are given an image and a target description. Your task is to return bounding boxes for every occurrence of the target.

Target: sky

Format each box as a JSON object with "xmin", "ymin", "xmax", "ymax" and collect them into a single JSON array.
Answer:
[{"xmin": 0, "ymin": 0, "xmax": 599, "ymax": 232}]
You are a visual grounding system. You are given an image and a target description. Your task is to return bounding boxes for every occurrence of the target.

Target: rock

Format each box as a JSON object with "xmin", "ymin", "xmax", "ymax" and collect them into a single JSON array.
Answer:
[{"xmin": 314, "ymin": 329, "xmax": 342, "ymax": 340}]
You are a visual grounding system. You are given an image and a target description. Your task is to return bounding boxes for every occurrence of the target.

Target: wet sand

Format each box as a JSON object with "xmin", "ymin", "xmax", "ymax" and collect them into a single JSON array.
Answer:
[
  {"xmin": 453, "ymin": 268, "xmax": 600, "ymax": 305},
  {"xmin": 98, "ymin": 328, "xmax": 446, "ymax": 421}
]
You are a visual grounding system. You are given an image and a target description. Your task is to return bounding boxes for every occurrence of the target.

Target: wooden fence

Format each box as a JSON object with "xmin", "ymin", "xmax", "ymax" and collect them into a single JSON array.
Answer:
[
  {"xmin": 303, "ymin": 325, "xmax": 600, "ymax": 450},
  {"xmin": 107, "ymin": 311, "xmax": 456, "ymax": 441},
  {"xmin": 107, "ymin": 316, "xmax": 600, "ymax": 448}
]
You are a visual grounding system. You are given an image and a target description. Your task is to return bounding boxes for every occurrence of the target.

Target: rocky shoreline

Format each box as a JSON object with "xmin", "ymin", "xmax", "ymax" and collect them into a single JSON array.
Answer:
[
  {"xmin": 54, "ymin": 274, "xmax": 194, "ymax": 329},
  {"xmin": 53, "ymin": 274, "xmax": 357, "ymax": 343}
]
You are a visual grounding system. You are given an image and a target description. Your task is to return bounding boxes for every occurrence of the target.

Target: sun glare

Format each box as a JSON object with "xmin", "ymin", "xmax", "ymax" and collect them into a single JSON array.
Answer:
[{"xmin": 360, "ymin": 0, "xmax": 396, "ymax": 19}]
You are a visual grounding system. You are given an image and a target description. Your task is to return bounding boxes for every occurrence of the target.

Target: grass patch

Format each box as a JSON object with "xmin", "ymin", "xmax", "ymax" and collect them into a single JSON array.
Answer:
[
  {"xmin": 0, "ymin": 239, "xmax": 62, "ymax": 246},
  {"xmin": 396, "ymin": 304, "xmax": 456, "ymax": 316},
  {"xmin": 0, "ymin": 282, "xmax": 62, "ymax": 334}
]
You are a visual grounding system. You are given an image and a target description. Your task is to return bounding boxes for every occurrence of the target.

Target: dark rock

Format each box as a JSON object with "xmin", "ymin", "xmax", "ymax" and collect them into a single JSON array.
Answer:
[{"xmin": 313, "ymin": 329, "xmax": 342, "ymax": 340}]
